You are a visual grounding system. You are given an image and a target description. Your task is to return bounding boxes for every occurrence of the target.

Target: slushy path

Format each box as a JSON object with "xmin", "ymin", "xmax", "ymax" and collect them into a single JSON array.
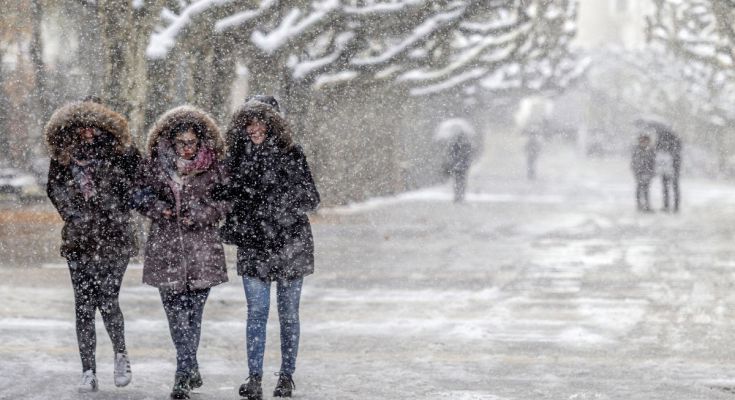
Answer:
[{"xmin": 2, "ymin": 134, "xmax": 735, "ymax": 399}]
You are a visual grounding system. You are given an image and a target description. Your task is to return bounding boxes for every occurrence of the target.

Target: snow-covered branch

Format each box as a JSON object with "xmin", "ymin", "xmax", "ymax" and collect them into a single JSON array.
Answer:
[
  {"xmin": 147, "ymin": 0, "xmax": 235, "ymax": 59},
  {"xmin": 145, "ymin": 0, "xmax": 585, "ymax": 99}
]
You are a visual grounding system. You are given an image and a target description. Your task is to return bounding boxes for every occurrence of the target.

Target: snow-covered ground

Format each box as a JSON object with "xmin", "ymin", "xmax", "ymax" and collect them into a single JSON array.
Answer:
[{"xmin": 3, "ymin": 133, "xmax": 735, "ymax": 399}]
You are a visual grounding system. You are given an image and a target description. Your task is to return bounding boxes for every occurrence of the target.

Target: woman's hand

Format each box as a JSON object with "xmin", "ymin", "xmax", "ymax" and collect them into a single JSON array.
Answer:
[{"xmin": 162, "ymin": 209, "xmax": 173, "ymax": 219}]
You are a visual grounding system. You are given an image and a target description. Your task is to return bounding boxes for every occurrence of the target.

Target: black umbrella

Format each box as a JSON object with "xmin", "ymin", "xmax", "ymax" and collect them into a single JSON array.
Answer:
[
  {"xmin": 633, "ymin": 117, "xmax": 674, "ymax": 135},
  {"xmin": 634, "ymin": 117, "xmax": 681, "ymax": 154}
]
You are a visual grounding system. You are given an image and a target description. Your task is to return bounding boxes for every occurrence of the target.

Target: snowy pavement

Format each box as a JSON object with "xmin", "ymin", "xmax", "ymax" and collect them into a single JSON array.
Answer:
[{"xmin": 4, "ymin": 134, "xmax": 735, "ymax": 399}]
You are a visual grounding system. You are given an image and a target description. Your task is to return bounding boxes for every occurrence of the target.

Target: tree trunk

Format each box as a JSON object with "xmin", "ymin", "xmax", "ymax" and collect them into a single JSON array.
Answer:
[
  {"xmin": 126, "ymin": 4, "xmax": 164, "ymax": 146},
  {"xmin": 27, "ymin": 0, "xmax": 47, "ymax": 165},
  {"xmin": 99, "ymin": 0, "xmax": 133, "ymax": 115},
  {"xmin": 145, "ymin": 57, "xmax": 175, "ymax": 134},
  {"xmin": 210, "ymin": 35, "xmax": 237, "ymax": 122},
  {"xmin": 77, "ymin": 2, "xmax": 104, "ymax": 96}
]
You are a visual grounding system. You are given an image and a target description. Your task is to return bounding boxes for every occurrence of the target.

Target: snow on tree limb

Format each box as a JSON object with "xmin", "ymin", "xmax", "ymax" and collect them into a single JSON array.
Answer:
[
  {"xmin": 343, "ymin": 0, "xmax": 426, "ymax": 15},
  {"xmin": 409, "ymin": 68, "xmax": 488, "ymax": 96},
  {"xmin": 350, "ymin": 7, "xmax": 465, "ymax": 66},
  {"xmin": 251, "ymin": 0, "xmax": 339, "ymax": 55},
  {"xmin": 147, "ymin": 0, "xmax": 235, "ymax": 59},
  {"xmin": 646, "ymin": 0, "xmax": 735, "ymax": 125},
  {"xmin": 145, "ymin": 0, "xmax": 585, "ymax": 98}
]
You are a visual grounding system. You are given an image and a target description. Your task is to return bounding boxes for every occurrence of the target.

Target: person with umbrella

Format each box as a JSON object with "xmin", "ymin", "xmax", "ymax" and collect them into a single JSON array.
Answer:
[
  {"xmin": 635, "ymin": 118, "xmax": 682, "ymax": 212},
  {"xmin": 435, "ymin": 118, "xmax": 477, "ymax": 202}
]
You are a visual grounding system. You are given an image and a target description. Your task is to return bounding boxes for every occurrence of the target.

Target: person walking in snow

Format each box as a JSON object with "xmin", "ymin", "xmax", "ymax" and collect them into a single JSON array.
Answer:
[
  {"xmin": 655, "ymin": 146, "xmax": 675, "ymax": 212},
  {"xmin": 655, "ymin": 129, "xmax": 682, "ymax": 212},
  {"xmin": 525, "ymin": 130, "xmax": 542, "ymax": 180},
  {"xmin": 436, "ymin": 118, "xmax": 476, "ymax": 202},
  {"xmin": 215, "ymin": 96, "xmax": 320, "ymax": 400},
  {"xmin": 631, "ymin": 132, "xmax": 656, "ymax": 212},
  {"xmin": 45, "ymin": 98, "xmax": 140, "ymax": 392},
  {"xmin": 135, "ymin": 106, "xmax": 228, "ymax": 400},
  {"xmin": 445, "ymin": 131, "xmax": 474, "ymax": 202}
]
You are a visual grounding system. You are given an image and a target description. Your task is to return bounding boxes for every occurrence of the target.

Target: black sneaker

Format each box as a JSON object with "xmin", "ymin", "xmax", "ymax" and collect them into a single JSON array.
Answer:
[
  {"xmin": 273, "ymin": 373, "xmax": 295, "ymax": 397},
  {"xmin": 189, "ymin": 368, "xmax": 203, "ymax": 389},
  {"xmin": 238, "ymin": 375, "xmax": 262, "ymax": 400},
  {"xmin": 171, "ymin": 372, "xmax": 190, "ymax": 399}
]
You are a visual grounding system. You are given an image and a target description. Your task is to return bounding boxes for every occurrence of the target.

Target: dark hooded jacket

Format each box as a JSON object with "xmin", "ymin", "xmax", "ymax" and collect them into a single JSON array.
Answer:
[
  {"xmin": 136, "ymin": 106, "xmax": 228, "ymax": 291},
  {"xmin": 445, "ymin": 133, "xmax": 473, "ymax": 176},
  {"xmin": 45, "ymin": 101, "xmax": 141, "ymax": 260},
  {"xmin": 631, "ymin": 143, "xmax": 656, "ymax": 182},
  {"xmin": 655, "ymin": 130, "xmax": 682, "ymax": 178},
  {"xmin": 217, "ymin": 101, "xmax": 320, "ymax": 281}
]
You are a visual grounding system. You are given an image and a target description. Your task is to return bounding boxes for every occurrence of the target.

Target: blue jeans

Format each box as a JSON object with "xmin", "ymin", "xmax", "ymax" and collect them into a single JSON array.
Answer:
[
  {"xmin": 160, "ymin": 288, "xmax": 210, "ymax": 375},
  {"xmin": 243, "ymin": 276, "xmax": 303, "ymax": 377}
]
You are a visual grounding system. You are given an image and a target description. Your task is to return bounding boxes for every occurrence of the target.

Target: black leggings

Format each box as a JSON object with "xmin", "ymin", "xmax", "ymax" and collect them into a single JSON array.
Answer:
[
  {"xmin": 160, "ymin": 288, "xmax": 210, "ymax": 375},
  {"xmin": 68, "ymin": 256, "xmax": 129, "ymax": 373}
]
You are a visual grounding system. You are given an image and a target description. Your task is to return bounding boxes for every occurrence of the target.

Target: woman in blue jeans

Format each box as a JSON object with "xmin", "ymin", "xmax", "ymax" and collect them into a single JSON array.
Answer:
[{"xmin": 215, "ymin": 96, "xmax": 320, "ymax": 399}]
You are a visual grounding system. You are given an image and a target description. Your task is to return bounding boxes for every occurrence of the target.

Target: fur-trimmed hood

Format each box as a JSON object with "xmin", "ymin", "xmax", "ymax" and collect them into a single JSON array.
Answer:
[
  {"xmin": 225, "ymin": 100, "xmax": 293, "ymax": 153},
  {"xmin": 44, "ymin": 101, "xmax": 132, "ymax": 165},
  {"xmin": 146, "ymin": 105, "xmax": 226, "ymax": 160}
]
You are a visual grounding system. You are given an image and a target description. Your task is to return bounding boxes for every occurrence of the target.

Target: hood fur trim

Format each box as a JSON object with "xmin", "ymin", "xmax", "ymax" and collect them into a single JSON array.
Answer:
[
  {"xmin": 225, "ymin": 100, "xmax": 293, "ymax": 152},
  {"xmin": 44, "ymin": 101, "xmax": 132, "ymax": 164},
  {"xmin": 146, "ymin": 105, "xmax": 225, "ymax": 160}
]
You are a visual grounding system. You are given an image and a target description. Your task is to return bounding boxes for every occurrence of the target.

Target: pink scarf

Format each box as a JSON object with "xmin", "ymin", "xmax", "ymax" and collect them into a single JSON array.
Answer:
[{"xmin": 177, "ymin": 146, "xmax": 215, "ymax": 176}]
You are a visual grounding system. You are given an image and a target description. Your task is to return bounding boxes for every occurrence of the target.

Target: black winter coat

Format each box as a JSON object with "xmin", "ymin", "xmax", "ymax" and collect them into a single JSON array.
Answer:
[
  {"xmin": 631, "ymin": 145, "xmax": 655, "ymax": 182},
  {"xmin": 45, "ymin": 101, "xmax": 141, "ymax": 260},
  {"xmin": 218, "ymin": 141, "xmax": 320, "ymax": 280},
  {"xmin": 446, "ymin": 134, "xmax": 473, "ymax": 175},
  {"xmin": 47, "ymin": 149, "xmax": 141, "ymax": 260}
]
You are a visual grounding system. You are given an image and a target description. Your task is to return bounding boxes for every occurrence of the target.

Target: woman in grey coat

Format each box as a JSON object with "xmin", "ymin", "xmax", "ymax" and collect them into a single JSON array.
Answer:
[{"xmin": 135, "ymin": 106, "xmax": 227, "ymax": 400}]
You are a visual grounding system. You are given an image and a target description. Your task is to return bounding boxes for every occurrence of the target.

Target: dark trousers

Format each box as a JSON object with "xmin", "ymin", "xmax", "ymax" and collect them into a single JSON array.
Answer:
[
  {"xmin": 662, "ymin": 175, "xmax": 680, "ymax": 211},
  {"xmin": 68, "ymin": 256, "xmax": 129, "ymax": 373},
  {"xmin": 527, "ymin": 156, "xmax": 537, "ymax": 180},
  {"xmin": 635, "ymin": 180, "xmax": 651, "ymax": 211},
  {"xmin": 160, "ymin": 288, "xmax": 210, "ymax": 375},
  {"xmin": 451, "ymin": 169, "xmax": 468, "ymax": 202}
]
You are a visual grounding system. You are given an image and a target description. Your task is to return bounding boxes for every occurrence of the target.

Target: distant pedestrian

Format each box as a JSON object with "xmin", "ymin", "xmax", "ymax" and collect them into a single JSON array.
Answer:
[
  {"xmin": 631, "ymin": 133, "xmax": 655, "ymax": 212},
  {"xmin": 45, "ymin": 99, "xmax": 140, "ymax": 392},
  {"xmin": 135, "ymin": 106, "xmax": 228, "ymax": 400},
  {"xmin": 656, "ymin": 129, "xmax": 682, "ymax": 212},
  {"xmin": 655, "ymin": 148, "xmax": 675, "ymax": 203},
  {"xmin": 436, "ymin": 119, "xmax": 476, "ymax": 202},
  {"xmin": 525, "ymin": 132, "xmax": 542, "ymax": 180},
  {"xmin": 447, "ymin": 132, "xmax": 473, "ymax": 202},
  {"xmin": 215, "ymin": 96, "xmax": 320, "ymax": 400}
]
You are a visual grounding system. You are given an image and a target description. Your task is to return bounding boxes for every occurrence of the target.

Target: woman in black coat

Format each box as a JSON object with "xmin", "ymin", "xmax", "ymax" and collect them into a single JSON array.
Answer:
[
  {"xmin": 45, "ymin": 99, "xmax": 140, "ymax": 392},
  {"xmin": 216, "ymin": 96, "xmax": 319, "ymax": 400}
]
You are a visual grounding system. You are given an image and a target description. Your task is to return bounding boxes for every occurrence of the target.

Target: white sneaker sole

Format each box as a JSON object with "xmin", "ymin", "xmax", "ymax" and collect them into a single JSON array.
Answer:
[
  {"xmin": 114, "ymin": 375, "xmax": 132, "ymax": 387},
  {"xmin": 78, "ymin": 386, "xmax": 98, "ymax": 393}
]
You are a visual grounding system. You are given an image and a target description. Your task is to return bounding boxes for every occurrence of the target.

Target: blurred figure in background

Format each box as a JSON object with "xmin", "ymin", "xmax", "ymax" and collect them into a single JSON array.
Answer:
[
  {"xmin": 655, "ymin": 145, "xmax": 675, "ymax": 212},
  {"xmin": 436, "ymin": 118, "xmax": 477, "ymax": 203},
  {"xmin": 655, "ymin": 129, "xmax": 682, "ymax": 212},
  {"xmin": 524, "ymin": 126, "xmax": 543, "ymax": 180},
  {"xmin": 631, "ymin": 133, "xmax": 656, "ymax": 212}
]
